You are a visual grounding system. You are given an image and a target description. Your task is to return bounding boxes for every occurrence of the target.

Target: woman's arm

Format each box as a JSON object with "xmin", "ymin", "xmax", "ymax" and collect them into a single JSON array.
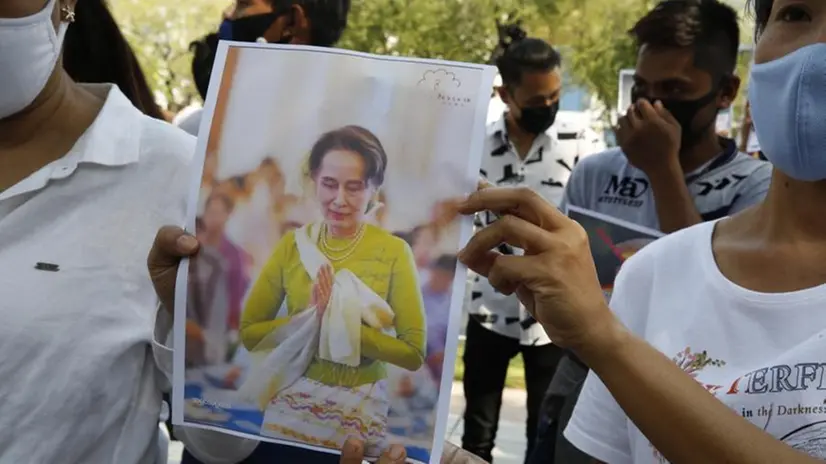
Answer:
[
  {"xmin": 577, "ymin": 324, "xmax": 820, "ymax": 464},
  {"xmin": 361, "ymin": 241, "xmax": 426, "ymax": 371},
  {"xmin": 238, "ymin": 233, "xmax": 292, "ymax": 350}
]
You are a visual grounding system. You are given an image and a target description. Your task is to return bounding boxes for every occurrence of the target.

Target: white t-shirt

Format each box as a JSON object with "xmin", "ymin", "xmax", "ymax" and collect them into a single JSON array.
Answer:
[{"xmin": 564, "ymin": 220, "xmax": 826, "ymax": 463}]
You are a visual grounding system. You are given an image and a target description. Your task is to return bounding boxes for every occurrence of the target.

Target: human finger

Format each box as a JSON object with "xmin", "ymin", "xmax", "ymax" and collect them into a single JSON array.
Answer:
[
  {"xmin": 147, "ymin": 226, "xmax": 199, "ymax": 269},
  {"xmin": 339, "ymin": 437, "xmax": 365, "ymax": 464},
  {"xmin": 457, "ymin": 187, "xmax": 563, "ymax": 230},
  {"xmin": 377, "ymin": 444, "xmax": 407, "ymax": 464},
  {"xmin": 458, "ymin": 249, "xmax": 500, "ymax": 278},
  {"xmin": 459, "ymin": 214, "xmax": 552, "ymax": 262},
  {"xmin": 653, "ymin": 100, "xmax": 680, "ymax": 127},
  {"xmin": 322, "ymin": 264, "xmax": 334, "ymax": 290},
  {"xmin": 626, "ymin": 103, "xmax": 640, "ymax": 127},
  {"xmin": 486, "ymin": 254, "xmax": 525, "ymax": 296},
  {"xmin": 636, "ymin": 99, "xmax": 659, "ymax": 120},
  {"xmin": 477, "ymin": 177, "xmax": 494, "ymax": 190}
]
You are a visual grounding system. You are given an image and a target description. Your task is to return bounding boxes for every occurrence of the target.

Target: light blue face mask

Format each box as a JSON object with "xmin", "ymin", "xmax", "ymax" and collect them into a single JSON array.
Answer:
[{"xmin": 748, "ymin": 43, "xmax": 826, "ymax": 181}]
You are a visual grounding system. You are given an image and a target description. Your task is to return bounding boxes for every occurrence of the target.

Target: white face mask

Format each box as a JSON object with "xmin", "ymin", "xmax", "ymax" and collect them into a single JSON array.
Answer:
[{"xmin": 0, "ymin": 0, "xmax": 68, "ymax": 119}]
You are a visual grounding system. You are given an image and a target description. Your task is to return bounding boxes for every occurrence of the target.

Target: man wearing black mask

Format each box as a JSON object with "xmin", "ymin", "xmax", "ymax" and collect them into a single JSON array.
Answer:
[
  {"xmin": 176, "ymin": 0, "xmax": 350, "ymax": 136},
  {"xmin": 529, "ymin": 1, "xmax": 772, "ymax": 463},
  {"xmin": 463, "ymin": 36, "xmax": 574, "ymax": 463}
]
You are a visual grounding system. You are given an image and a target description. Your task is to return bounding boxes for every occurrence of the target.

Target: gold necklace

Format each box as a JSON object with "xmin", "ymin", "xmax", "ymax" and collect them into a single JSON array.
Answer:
[
  {"xmin": 320, "ymin": 223, "xmax": 365, "ymax": 262},
  {"xmin": 321, "ymin": 223, "xmax": 364, "ymax": 251}
]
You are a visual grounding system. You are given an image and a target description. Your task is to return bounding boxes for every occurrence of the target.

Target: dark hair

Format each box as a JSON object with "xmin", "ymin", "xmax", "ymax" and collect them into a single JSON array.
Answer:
[
  {"xmin": 431, "ymin": 254, "xmax": 458, "ymax": 271},
  {"xmin": 271, "ymin": 0, "xmax": 351, "ymax": 47},
  {"xmin": 63, "ymin": 0, "xmax": 165, "ymax": 120},
  {"xmin": 748, "ymin": 0, "xmax": 772, "ymax": 37},
  {"xmin": 630, "ymin": 0, "xmax": 740, "ymax": 79},
  {"xmin": 496, "ymin": 37, "xmax": 562, "ymax": 88},
  {"xmin": 308, "ymin": 125, "xmax": 387, "ymax": 186},
  {"xmin": 190, "ymin": 33, "xmax": 220, "ymax": 101}
]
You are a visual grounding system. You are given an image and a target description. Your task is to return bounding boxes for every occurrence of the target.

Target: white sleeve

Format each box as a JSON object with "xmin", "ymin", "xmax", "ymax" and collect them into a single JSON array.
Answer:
[
  {"xmin": 563, "ymin": 249, "xmax": 654, "ymax": 464},
  {"xmin": 151, "ymin": 307, "xmax": 260, "ymax": 463}
]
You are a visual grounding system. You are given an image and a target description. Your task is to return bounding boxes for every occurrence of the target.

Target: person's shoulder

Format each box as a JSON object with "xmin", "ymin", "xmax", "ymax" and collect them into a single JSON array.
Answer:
[
  {"xmin": 366, "ymin": 224, "xmax": 414, "ymax": 256},
  {"xmin": 175, "ymin": 108, "xmax": 204, "ymax": 137},
  {"xmin": 574, "ymin": 147, "xmax": 627, "ymax": 172},
  {"xmin": 567, "ymin": 147, "xmax": 628, "ymax": 185},
  {"xmin": 137, "ymin": 114, "xmax": 197, "ymax": 169},
  {"xmin": 729, "ymin": 151, "xmax": 772, "ymax": 175}
]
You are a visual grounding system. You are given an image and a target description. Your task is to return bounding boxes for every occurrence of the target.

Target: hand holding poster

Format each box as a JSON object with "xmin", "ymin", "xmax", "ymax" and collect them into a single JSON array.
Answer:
[
  {"xmin": 172, "ymin": 41, "xmax": 495, "ymax": 463},
  {"xmin": 566, "ymin": 206, "xmax": 664, "ymax": 301}
]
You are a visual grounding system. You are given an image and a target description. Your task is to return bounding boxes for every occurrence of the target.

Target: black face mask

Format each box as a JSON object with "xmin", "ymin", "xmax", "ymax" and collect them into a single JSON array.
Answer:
[
  {"xmin": 224, "ymin": 12, "xmax": 292, "ymax": 43},
  {"xmin": 631, "ymin": 88, "xmax": 718, "ymax": 149},
  {"xmin": 516, "ymin": 101, "xmax": 559, "ymax": 135}
]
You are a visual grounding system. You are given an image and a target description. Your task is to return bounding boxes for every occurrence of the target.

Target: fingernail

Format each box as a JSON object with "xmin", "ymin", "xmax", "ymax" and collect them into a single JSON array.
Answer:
[
  {"xmin": 389, "ymin": 445, "xmax": 405, "ymax": 460},
  {"xmin": 177, "ymin": 234, "xmax": 198, "ymax": 252},
  {"xmin": 457, "ymin": 249, "xmax": 467, "ymax": 262}
]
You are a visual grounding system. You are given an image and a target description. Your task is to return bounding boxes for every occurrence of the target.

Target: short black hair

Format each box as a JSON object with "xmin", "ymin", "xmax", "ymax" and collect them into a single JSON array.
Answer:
[
  {"xmin": 496, "ymin": 37, "xmax": 562, "ymax": 88},
  {"xmin": 748, "ymin": 0, "xmax": 772, "ymax": 37},
  {"xmin": 271, "ymin": 0, "xmax": 351, "ymax": 47},
  {"xmin": 630, "ymin": 0, "xmax": 740, "ymax": 79},
  {"xmin": 308, "ymin": 125, "xmax": 387, "ymax": 186}
]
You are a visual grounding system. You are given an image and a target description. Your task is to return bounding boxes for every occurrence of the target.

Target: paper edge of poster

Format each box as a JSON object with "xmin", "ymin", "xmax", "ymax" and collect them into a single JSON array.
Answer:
[
  {"xmin": 216, "ymin": 41, "xmax": 493, "ymax": 71},
  {"xmin": 427, "ymin": 64, "xmax": 497, "ymax": 464},
  {"xmin": 566, "ymin": 205, "xmax": 664, "ymax": 238},
  {"xmin": 177, "ymin": 421, "xmax": 429, "ymax": 464},
  {"xmin": 172, "ymin": 41, "xmax": 232, "ymax": 425}
]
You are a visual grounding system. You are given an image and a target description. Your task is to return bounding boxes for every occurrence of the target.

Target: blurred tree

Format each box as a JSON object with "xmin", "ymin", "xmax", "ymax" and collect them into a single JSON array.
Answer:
[
  {"xmin": 108, "ymin": 0, "xmax": 225, "ymax": 112},
  {"xmin": 338, "ymin": 0, "xmax": 555, "ymax": 63},
  {"xmin": 552, "ymin": 0, "xmax": 654, "ymax": 121}
]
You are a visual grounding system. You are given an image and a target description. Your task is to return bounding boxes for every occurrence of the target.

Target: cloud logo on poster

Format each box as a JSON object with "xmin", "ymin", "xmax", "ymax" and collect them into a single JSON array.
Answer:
[{"xmin": 417, "ymin": 68, "xmax": 472, "ymax": 108}]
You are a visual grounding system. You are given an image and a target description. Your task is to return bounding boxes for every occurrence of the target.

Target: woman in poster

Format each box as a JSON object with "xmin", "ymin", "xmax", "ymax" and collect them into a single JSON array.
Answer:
[{"xmin": 239, "ymin": 125, "xmax": 427, "ymax": 456}]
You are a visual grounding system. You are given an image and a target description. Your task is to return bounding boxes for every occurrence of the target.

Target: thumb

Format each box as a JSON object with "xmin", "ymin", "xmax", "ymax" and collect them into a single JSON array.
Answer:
[
  {"xmin": 377, "ymin": 444, "xmax": 407, "ymax": 464},
  {"xmin": 147, "ymin": 226, "xmax": 199, "ymax": 271}
]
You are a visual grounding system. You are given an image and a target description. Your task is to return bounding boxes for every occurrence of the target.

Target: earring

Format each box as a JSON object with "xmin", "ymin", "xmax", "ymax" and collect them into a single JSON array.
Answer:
[{"xmin": 60, "ymin": 4, "xmax": 76, "ymax": 23}]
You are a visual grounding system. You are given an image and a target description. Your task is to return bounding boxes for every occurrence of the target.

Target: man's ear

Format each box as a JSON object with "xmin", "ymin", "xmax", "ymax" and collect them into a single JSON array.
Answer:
[{"xmin": 718, "ymin": 75, "xmax": 741, "ymax": 110}]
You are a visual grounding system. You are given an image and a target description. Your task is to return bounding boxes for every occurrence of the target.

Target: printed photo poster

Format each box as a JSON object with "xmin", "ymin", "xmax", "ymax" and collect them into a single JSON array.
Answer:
[
  {"xmin": 566, "ymin": 206, "xmax": 663, "ymax": 301},
  {"xmin": 171, "ymin": 41, "xmax": 495, "ymax": 464}
]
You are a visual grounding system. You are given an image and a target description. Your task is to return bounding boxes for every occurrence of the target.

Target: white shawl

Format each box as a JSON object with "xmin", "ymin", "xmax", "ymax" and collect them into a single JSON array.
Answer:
[{"xmin": 235, "ymin": 224, "xmax": 395, "ymax": 409}]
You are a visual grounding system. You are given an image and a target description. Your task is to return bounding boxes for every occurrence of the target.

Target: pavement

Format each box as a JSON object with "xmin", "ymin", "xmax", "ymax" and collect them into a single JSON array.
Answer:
[{"xmin": 168, "ymin": 382, "xmax": 528, "ymax": 464}]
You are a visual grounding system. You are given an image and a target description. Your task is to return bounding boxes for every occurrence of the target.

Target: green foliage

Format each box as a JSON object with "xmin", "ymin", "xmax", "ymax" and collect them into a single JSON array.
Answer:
[
  {"xmin": 109, "ymin": 0, "xmax": 225, "ymax": 111},
  {"xmin": 106, "ymin": 0, "xmax": 756, "ymax": 120},
  {"xmin": 553, "ymin": 0, "xmax": 653, "ymax": 120},
  {"xmin": 338, "ymin": 0, "xmax": 549, "ymax": 63}
]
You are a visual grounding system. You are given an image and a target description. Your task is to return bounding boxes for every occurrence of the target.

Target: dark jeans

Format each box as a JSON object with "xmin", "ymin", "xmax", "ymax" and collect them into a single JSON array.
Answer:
[
  {"xmin": 526, "ymin": 354, "xmax": 592, "ymax": 464},
  {"xmin": 181, "ymin": 443, "xmax": 340, "ymax": 464},
  {"xmin": 461, "ymin": 318, "xmax": 564, "ymax": 463}
]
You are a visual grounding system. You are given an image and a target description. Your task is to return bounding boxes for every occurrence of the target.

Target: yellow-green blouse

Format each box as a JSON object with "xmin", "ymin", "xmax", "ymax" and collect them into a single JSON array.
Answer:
[{"xmin": 240, "ymin": 223, "xmax": 426, "ymax": 388}]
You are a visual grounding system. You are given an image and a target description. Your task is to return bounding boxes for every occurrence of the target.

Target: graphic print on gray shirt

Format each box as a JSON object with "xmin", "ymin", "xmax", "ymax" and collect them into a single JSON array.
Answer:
[{"xmin": 559, "ymin": 138, "xmax": 772, "ymax": 230}]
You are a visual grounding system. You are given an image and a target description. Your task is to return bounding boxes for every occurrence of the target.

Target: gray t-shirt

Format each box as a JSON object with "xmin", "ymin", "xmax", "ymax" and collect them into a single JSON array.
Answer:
[{"xmin": 559, "ymin": 138, "xmax": 772, "ymax": 228}]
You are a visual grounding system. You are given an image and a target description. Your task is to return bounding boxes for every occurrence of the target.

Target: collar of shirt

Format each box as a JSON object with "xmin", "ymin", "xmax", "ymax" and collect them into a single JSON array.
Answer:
[
  {"xmin": 0, "ymin": 84, "xmax": 142, "ymax": 202},
  {"xmin": 684, "ymin": 137, "xmax": 738, "ymax": 184},
  {"xmin": 488, "ymin": 111, "xmax": 557, "ymax": 154}
]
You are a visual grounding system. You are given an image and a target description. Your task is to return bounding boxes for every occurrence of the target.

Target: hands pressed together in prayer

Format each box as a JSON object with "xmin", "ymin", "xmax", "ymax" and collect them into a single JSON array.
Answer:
[{"xmin": 147, "ymin": 181, "xmax": 618, "ymax": 463}]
